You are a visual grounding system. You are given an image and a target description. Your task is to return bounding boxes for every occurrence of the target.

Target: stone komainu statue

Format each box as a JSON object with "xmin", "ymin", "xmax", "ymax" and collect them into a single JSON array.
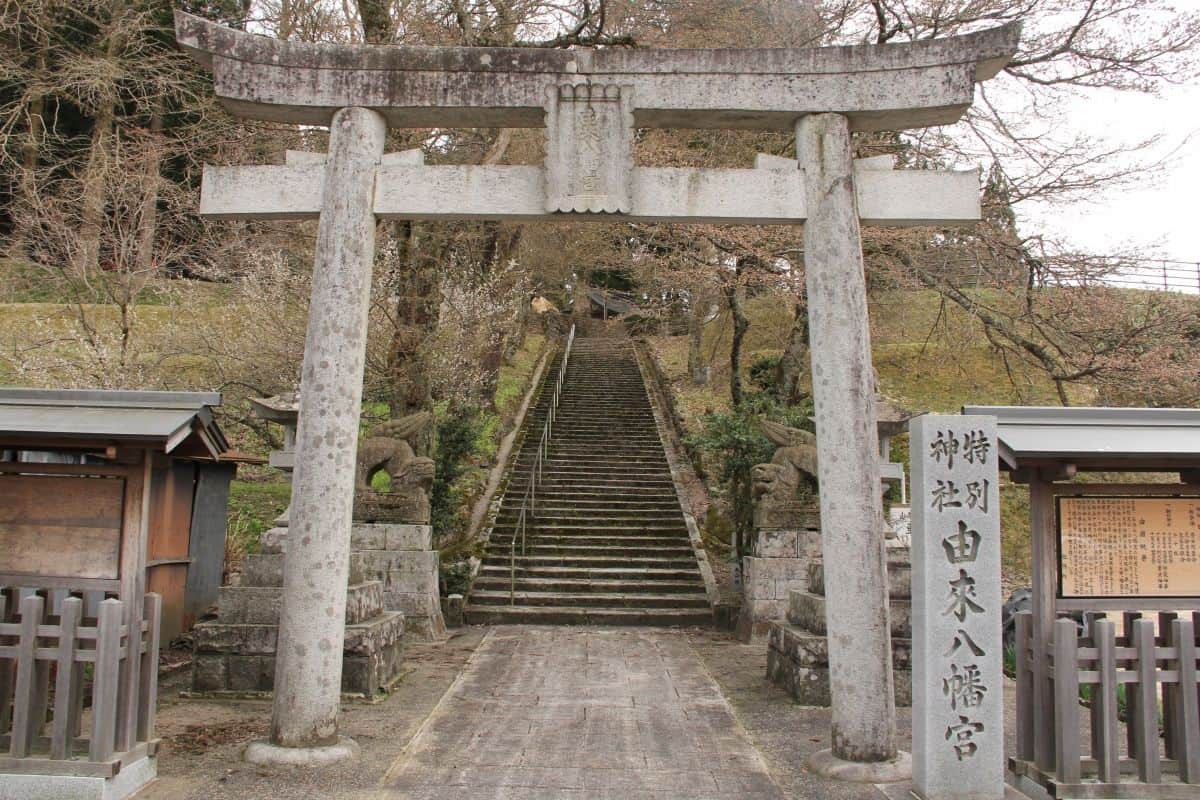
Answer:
[
  {"xmin": 752, "ymin": 419, "xmax": 820, "ymax": 530},
  {"xmin": 354, "ymin": 411, "xmax": 436, "ymax": 524}
]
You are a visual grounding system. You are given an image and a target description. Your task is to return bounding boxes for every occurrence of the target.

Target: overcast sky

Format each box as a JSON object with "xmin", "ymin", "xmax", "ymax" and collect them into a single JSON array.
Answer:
[{"xmin": 1023, "ymin": 81, "xmax": 1200, "ymax": 268}]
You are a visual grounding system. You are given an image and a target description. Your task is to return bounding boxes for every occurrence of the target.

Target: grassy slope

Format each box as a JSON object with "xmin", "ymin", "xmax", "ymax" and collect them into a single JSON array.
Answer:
[{"xmin": 647, "ymin": 289, "xmax": 1044, "ymax": 587}]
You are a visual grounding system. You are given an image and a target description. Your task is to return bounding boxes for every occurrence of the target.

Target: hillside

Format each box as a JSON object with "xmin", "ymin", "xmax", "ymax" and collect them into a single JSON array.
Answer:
[{"xmin": 645, "ymin": 289, "xmax": 1049, "ymax": 587}]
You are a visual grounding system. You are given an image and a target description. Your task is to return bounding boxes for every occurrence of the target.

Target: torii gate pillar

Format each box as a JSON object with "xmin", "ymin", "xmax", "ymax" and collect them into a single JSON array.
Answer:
[
  {"xmin": 799, "ymin": 113, "xmax": 904, "ymax": 778},
  {"xmin": 245, "ymin": 107, "xmax": 386, "ymax": 765}
]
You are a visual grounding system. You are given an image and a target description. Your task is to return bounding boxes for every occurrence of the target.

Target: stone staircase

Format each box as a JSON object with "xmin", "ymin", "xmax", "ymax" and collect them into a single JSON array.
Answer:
[
  {"xmin": 767, "ymin": 547, "xmax": 912, "ymax": 705},
  {"xmin": 466, "ymin": 337, "xmax": 712, "ymax": 626}
]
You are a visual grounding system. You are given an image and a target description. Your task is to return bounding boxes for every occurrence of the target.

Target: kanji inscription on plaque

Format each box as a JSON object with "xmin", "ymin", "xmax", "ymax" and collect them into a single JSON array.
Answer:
[{"xmin": 1058, "ymin": 496, "xmax": 1200, "ymax": 597}]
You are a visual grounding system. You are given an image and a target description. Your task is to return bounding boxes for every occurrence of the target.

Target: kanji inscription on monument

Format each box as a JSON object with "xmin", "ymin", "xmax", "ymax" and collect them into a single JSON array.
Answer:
[
  {"xmin": 911, "ymin": 414, "xmax": 1002, "ymax": 800},
  {"xmin": 1059, "ymin": 496, "xmax": 1200, "ymax": 597},
  {"xmin": 544, "ymin": 83, "xmax": 633, "ymax": 214}
]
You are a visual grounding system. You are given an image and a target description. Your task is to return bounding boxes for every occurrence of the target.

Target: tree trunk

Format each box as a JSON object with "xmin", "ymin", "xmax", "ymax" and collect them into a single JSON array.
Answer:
[
  {"xmin": 503, "ymin": 293, "xmax": 531, "ymax": 364},
  {"xmin": 776, "ymin": 299, "xmax": 809, "ymax": 404},
  {"xmin": 75, "ymin": 102, "xmax": 115, "ymax": 275},
  {"xmin": 134, "ymin": 111, "xmax": 164, "ymax": 273},
  {"xmin": 688, "ymin": 289, "xmax": 708, "ymax": 385},
  {"xmin": 476, "ymin": 224, "xmax": 523, "ymax": 407},
  {"xmin": 7, "ymin": 3, "xmax": 51, "ymax": 259},
  {"xmin": 725, "ymin": 270, "xmax": 749, "ymax": 407},
  {"xmin": 75, "ymin": 0, "xmax": 127, "ymax": 276},
  {"xmin": 388, "ymin": 222, "xmax": 439, "ymax": 428}
]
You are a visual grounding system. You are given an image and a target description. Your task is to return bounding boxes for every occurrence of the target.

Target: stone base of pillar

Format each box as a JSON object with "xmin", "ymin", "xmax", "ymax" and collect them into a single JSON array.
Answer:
[
  {"xmin": 735, "ymin": 528, "xmax": 821, "ymax": 643},
  {"xmin": 807, "ymin": 748, "xmax": 911, "ymax": 784},
  {"xmin": 244, "ymin": 737, "xmax": 360, "ymax": 767},
  {"xmin": 353, "ymin": 523, "xmax": 446, "ymax": 641},
  {"xmin": 766, "ymin": 545, "xmax": 912, "ymax": 706},
  {"xmin": 189, "ymin": 525, "xmax": 405, "ymax": 699}
]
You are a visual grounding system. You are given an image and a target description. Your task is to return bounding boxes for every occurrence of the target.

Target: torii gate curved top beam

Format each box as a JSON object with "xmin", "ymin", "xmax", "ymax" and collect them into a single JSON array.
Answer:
[{"xmin": 175, "ymin": 11, "xmax": 1018, "ymax": 132}]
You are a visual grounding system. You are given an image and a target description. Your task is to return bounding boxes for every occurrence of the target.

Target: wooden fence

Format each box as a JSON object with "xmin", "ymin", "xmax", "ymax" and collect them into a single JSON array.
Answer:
[
  {"xmin": 0, "ymin": 589, "xmax": 161, "ymax": 778},
  {"xmin": 1013, "ymin": 610, "xmax": 1200, "ymax": 799}
]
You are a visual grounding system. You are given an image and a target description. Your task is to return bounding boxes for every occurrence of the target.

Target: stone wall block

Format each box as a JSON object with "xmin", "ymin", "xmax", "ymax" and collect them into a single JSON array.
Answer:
[
  {"xmin": 240, "ymin": 553, "xmax": 285, "ymax": 587},
  {"xmin": 342, "ymin": 611, "xmax": 404, "ymax": 656},
  {"xmin": 192, "ymin": 654, "xmax": 228, "ymax": 691},
  {"xmin": 218, "ymin": 586, "xmax": 282, "ymax": 625},
  {"xmin": 193, "ymin": 622, "xmax": 278, "ymax": 655}
]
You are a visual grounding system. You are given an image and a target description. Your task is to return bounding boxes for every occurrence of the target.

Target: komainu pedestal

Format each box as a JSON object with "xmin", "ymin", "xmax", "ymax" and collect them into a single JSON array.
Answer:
[
  {"xmin": 736, "ymin": 524, "xmax": 822, "ymax": 642},
  {"xmin": 190, "ymin": 525, "xmax": 405, "ymax": 699},
  {"xmin": 737, "ymin": 419, "xmax": 823, "ymax": 642},
  {"xmin": 766, "ymin": 546, "xmax": 913, "ymax": 706},
  {"xmin": 352, "ymin": 522, "xmax": 446, "ymax": 641}
]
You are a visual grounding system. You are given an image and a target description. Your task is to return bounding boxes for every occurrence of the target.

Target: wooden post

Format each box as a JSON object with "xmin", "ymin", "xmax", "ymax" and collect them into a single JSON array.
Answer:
[
  {"xmin": 1014, "ymin": 611, "xmax": 1035, "ymax": 762},
  {"xmin": 116, "ymin": 592, "xmax": 143, "ymax": 752},
  {"xmin": 1132, "ymin": 618, "xmax": 1161, "ymax": 784},
  {"xmin": 1053, "ymin": 617, "xmax": 1080, "ymax": 785},
  {"xmin": 1029, "ymin": 476, "xmax": 1058, "ymax": 771},
  {"xmin": 89, "ymin": 598, "xmax": 123, "ymax": 762},
  {"xmin": 0, "ymin": 588, "xmax": 11, "ymax": 736},
  {"xmin": 1161, "ymin": 611, "xmax": 1179, "ymax": 761},
  {"xmin": 49, "ymin": 597, "xmax": 82, "ymax": 760},
  {"xmin": 1091, "ymin": 618, "xmax": 1119, "ymax": 783},
  {"xmin": 137, "ymin": 593, "xmax": 162, "ymax": 742},
  {"xmin": 1173, "ymin": 617, "xmax": 1199, "ymax": 783},
  {"xmin": 10, "ymin": 594, "xmax": 44, "ymax": 758}
]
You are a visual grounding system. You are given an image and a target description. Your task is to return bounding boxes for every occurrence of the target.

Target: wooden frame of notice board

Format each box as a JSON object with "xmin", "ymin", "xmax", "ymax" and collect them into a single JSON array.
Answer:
[
  {"xmin": 0, "ymin": 457, "xmax": 150, "ymax": 605},
  {"xmin": 1056, "ymin": 490, "xmax": 1200, "ymax": 605},
  {"xmin": 1049, "ymin": 483, "xmax": 1200, "ymax": 613}
]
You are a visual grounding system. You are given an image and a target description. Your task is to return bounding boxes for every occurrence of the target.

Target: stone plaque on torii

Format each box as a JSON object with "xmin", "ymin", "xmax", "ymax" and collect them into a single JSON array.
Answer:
[{"xmin": 175, "ymin": 11, "xmax": 1018, "ymax": 774}]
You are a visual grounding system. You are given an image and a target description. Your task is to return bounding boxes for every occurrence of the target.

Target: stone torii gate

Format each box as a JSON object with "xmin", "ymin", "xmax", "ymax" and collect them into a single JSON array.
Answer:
[{"xmin": 175, "ymin": 11, "xmax": 1018, "ymax": 776}]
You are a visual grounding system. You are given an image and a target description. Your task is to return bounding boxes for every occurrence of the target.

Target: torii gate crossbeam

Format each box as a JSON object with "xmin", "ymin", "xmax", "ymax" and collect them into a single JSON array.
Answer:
[{"xmin": 175, "ymin": 10, "xmax": 1018, "ymax": 780}]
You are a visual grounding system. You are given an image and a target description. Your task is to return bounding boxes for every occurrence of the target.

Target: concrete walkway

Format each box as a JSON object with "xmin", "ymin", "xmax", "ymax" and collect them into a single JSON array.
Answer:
[{"xmin": 382, "ymin": 626, "xmax": 785, "ymax": 799}]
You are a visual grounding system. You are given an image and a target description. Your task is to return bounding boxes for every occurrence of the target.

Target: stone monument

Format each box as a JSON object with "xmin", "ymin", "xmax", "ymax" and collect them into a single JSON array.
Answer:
[
  {"xmin": 910, "ymin": 415, "xmax": 1002, "ymax": 799},
  {"xmin": 175, "ymin": 9, "xmax": 1018, "ymax": 770}
]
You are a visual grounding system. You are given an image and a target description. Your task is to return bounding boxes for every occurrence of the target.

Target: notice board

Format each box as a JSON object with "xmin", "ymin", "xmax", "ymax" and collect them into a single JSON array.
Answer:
[
  {"xmin": 1058, "ymin": 495, "xmax": 1200, "ymax": 598},
  {"xmin": 0, "ymin": 473, "xmax": 124, "ymax": 580}
]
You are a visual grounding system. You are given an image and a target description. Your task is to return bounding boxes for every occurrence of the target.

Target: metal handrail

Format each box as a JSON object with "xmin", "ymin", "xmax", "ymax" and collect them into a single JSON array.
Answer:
[{"xmin": 511, "ymin": 324, "xmax": 575, "ymax": 603}]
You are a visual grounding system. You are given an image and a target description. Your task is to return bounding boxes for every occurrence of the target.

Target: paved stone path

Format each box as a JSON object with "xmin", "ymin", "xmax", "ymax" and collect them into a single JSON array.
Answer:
[{"xmin": 383, "ymin": 626, "xmax": 785, "ymax": 799}]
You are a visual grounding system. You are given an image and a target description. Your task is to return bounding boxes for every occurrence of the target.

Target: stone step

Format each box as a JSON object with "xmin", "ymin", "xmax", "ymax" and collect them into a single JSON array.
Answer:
[
  {"xmin": 479, "ymin": 564, "xmax": 703, "ymax": 581},
  {"xmin": 505, "ymin": 476, "xmax": 675, "ymax": 489},
  {"xmin": 766, "ymin": 622, "xmax": 912, "ymax": 707},
  {"xmin": 194, "ymin": 610, "xmax": 404, "ymax": 657},
  {"xmin": 514, "ymin": 457, "xmax": 670, "ymax": 470},
  {"xmin": 787, "ymin": 591, "xmax": 912, "ymax": 638},
  {"xmin": 483, "ymin": 552, "xmax": 700, "ymax": 569},
  {"xmin": 471, "ymin": 576, "xmax": 705, "ymax": 594},
  {"xmin": 494, "ymin": 509, "xmax": 683, "ymax": 522},
  {"xmin": 767, "ymin": 622, "xmax": 912, "ymax": 669},
  {"xmin": 490, "ymin": 534, "xmax": 691, "ymax": 550},
  {"xmin": 511, "ymin": 460, "xmax": 669, "ymax": 474},
  {"xmin": 463, "ymin": 605, "xmax": 711, "ymax": 627},
  {"xmin": 487, "ymin": 543, "xmax": 696, "ymax": 559},
  {"xmin": 489, "ymin": 522, "xmax": 688, "ymax": 536},
  {"xmin": 241, "ymin": 551, "xmax": 372, "ymax": 587},
  {"xmin": 191, "ymin": 611, "xmax": 405, "ymax": 698},
  {"xmin": 218, "ymin": 581, "xmax": 384, "ymax": 625},
  {"xmin": 806, "ymin": 558, "xmax": 912, "ymax": 598},
  {"xmin": 496, "ymin": 502, "xmax": 682, "ymax": 516},
  {"xmin": 469, "ymin": 589, "xmax": 709, "ymax": 609}
]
